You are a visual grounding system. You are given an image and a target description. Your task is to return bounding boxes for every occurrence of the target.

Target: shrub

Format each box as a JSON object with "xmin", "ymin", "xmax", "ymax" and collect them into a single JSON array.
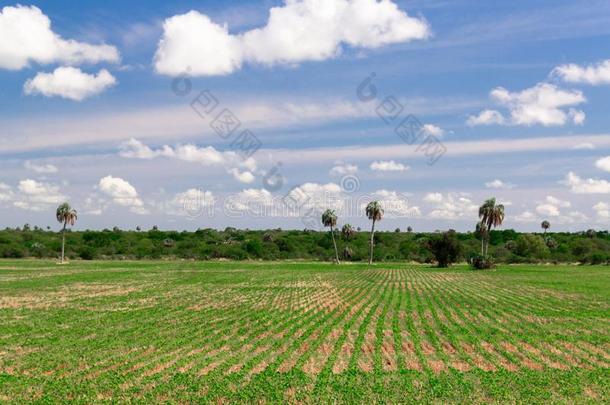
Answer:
[
  {"xmin": 515, "ymin": 234, "xmax": 549, "ymax": 260},
  {"xmin": 428, "ymin": 231, "xmax": 461, "ymax": 268},
  {"xmin": 470, "ymin": 254, "xmax": 495, "ymax": 270}
]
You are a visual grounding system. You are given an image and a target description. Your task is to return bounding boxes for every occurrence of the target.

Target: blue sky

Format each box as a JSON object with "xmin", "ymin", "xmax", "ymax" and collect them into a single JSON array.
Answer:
[{"xmin": 1, "ymin": 0, "xmax": 610, "ymax": 231}]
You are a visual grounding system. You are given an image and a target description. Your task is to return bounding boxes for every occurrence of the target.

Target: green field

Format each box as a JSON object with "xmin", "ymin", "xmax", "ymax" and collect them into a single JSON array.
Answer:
[{"xmin": 0, "ymin": 261, "xmax": 608, "ymax": 403}]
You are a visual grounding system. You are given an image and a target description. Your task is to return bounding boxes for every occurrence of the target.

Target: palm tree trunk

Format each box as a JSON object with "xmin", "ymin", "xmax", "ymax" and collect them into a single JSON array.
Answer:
[
  {"xmin": 369, "ymin": 219, "xmax": 376, "ymax": 265},
  {"xmin": 61, "ymin": 222, "xmax": 66, "ymax": 263},
  {"xmin": 330, "ymin": 226, "xmax": 340, "ymax": 264},
  {"xmin": 480, "ymin": 236, "xmax": 484, "ymax": 256}
]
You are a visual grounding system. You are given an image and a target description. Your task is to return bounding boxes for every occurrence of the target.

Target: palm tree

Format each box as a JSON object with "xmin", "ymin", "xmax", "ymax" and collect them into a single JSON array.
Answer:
[
  {"xmin": 322, "ymin": 209, "xmax": 340, "ymax": 263},
  {"xmin": 365, "ymin": 201, "xmax": 384, "ymax": 264},
  {"xmin": 541, "ymin": 220, "xmax": 550, "ymax": 235},
  {"xmin": 56, "ymin": 203, "xmax": 77, "ymax": 264},
  {"xmin": 478, "ymin": 198, "xmax": 505, "ymax": 257},
  {"xmin": 341, "ymin": 224, "xmax": 355, "ymax": 241}
]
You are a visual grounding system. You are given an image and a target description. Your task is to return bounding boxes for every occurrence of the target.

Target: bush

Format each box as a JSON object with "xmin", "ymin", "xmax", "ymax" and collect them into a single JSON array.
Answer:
[
  {"xmin": 470, "ymin": 254, "xmax": 495, "ymax": 270},
  {"xmin": 428, "ymin": 231, "xmax": 461, "ymax": 268},
  {"xmin": 515, "ymin": 234, "xmax": 549, "ymax": 260}
]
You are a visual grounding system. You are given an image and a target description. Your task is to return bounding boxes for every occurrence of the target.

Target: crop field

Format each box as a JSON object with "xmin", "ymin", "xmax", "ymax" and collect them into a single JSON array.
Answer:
[{"xmin": 0, "ymin": 261, "xmax": 608, "ymax": 403}]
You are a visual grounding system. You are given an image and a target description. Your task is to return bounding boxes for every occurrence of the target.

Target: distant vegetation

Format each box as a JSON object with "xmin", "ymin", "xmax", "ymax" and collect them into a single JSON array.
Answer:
[{"xmin": 2, "ymin": 226, "xmax": 609, "ymax": 264}]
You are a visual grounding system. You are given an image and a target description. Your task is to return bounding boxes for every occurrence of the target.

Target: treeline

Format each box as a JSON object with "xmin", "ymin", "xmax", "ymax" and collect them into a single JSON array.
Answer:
[{"xmin": 1, "ymin": 226, "xmax": 610, "ymax": 264}]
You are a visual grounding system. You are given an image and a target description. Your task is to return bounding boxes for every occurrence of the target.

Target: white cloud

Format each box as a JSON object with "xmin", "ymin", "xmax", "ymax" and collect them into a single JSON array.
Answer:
[
  {"xmin": 165, "ymin": 188, "xmax": 215, "ymax": 216},
  {"xmin": 466, "ymin": 109, "xmax": 505, "ymax": 126},
  {"xmin": 552, "ymin": 60, "xmax": 610, "ymax": 86},
  {"xmin": 120, "ymin": 138, "xmax": 254, "ymax": 168},
  {"xmin": 98, "ymin": 176, "xmax": 148, "ymax": 214},
  {"xmin": 13, "ymin": 179, "xmax": 65, "ymax": 211},
  {"xmin": 228, "ymin": 168, "xmax": 256, "ymax": 184},
  {"xmin": 569, "ymin": 108, "xmax": 586, "ymax": 125},
  {"xmin": 154, "ymin": 0, "xmax": 430, "ymax": 76},
  {"xmin": 24, "ymin": 67, "xmax": 117, "ymax": 101},
  {"xmin": 536, "ymin": 203, "xmax": 560, "ymax": 217},
  {"xmin": 573, "ymin": 142, "xmax": 596, "ymax": 150},
  {"xmin": 119, "ymin": 138, "xmax": 257, "ymax": 184},
  {"xmin": 470, "ymin": 83, "xmax": 586, "ymax": 127},
  {"xmin": 226, "ymin": 188, "xmax": 277, "ymax": 216},
  {"xmin": 563, "ymin": 172, "xmax": 610, "ymax": 194},
  {"xmin": 595, "ymin": 156, "xmax": 610, "ymax": 173},
  {"xmin": 369, "ymin": 190, "xmax": 421, "ymax": 218},
  {"xmin": 370, "ymin": 160, "xmax": 408, "ymax": 172},
  {"xmin": 425, "ymin": 193, "xmax": 478, "ymax": 220},
  {"xmin": 593, "ymin": 202, "xmax": 610, "ymax": 219},
  {"xmin": 0, "ymin": 5, "xmax": 119, "ymax": 70},
  {"xmin": 0, "ymin": 183, "xmax": 13, "ymax": 203},
  {"xmin": 283, "ymin": 182, "xmax": 344, "ymax": 217},
  {"xmin": 513, "ymin": 210, "xmax": 537, "ymax": 223},
  {"xmin": 24, "ymin": 160, "xmax": 58, "ymax": 174},
  {"xmin": 485, "ymin": 179, "xmax": 515, "ymax": 189},
  {"xmin": 330, "ymin": 162, "xmax": 358, "ymax": 176},
  {"xmin": 422, "ymin": 124, "xmax": 444, "ymax": 137},
  {"xmin": 535, "ymin": 196, "xmax": 571, "ymax": 219},
  {"xmin": 423, "ymin": 192, "xmax": 443, "ymax": 203}
]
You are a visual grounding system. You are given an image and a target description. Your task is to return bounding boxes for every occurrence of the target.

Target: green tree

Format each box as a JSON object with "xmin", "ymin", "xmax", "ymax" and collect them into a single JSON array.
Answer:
[
  {"xmin": 478, "ymin": 198, "xmax": 505, "ymax": 257},
  {"xmin": 515, "ymin": 234, "xmax": 549, "ymax": 260},
  {"xmin": 428, "ymin": 230, "xmax": 462, "ymax": 268},
  {"xmin": 366, "ymin": 201, "xmax": 384, "ymax": 264},
  {"xmin": 321, "ymin": 209, "xmax": 340, "ymax": 263},
  {"xmin": 56, "ymin": 203, "xmax": 77, "ymax": 263}
]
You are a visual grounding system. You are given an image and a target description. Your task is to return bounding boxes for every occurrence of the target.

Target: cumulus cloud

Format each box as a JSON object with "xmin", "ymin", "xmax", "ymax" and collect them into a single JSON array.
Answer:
[
  {"xmin": 563, "ymin": 172, "xmax": 610, "ymax": 194},
  {"xmin": 466, "ymin": 109, "xmax": 505, "ymax": 126},
  {"xmin": 24, "ymin": 160, "xmax": 58, "ymax": 174},
  {"xmin": 98, "ymin": 175, "xmax": 148, "ymax": 214},
  {"xmin": 154, "ymin": 0, "xmax": 430, "ymax": 76},
  {"xmin": 593, "ymin": 202, "xmax": 610, "ymax": 219},
  {"xmin": 370, "ymin": 160, "xmax": 409, "ymax": 172},
  {"xmin": 422, "ymin": 124, "xmax": 444, "ymax": 137},
  {"xmin": 536, "ymin": 196, "xmax": 571, "ymax": 217},
  {"xmin": 595, "ymin": 156, "xmax": 610, "ymax": 173},
  {"xmin": 13, "ymin": 179, "xmax": 65, "ymax": 211},
  {"xmin": 228, "ymin": 168, "xmax": 256, "ymax": 184},
  {"xmin": 369, "ymin": 190, "xmax": 421, "ymax": 218},
  {"xmin": 24, "ymin": 67, "xmax": 117, "ymax": 101},
  {"xmin": 513, "ymin": 210, "xmax": 537, "ymax": 223},
  {"xmin": 165, "ymin": 188, "xmax": 215, "ymax": 216},
  {"xmin": 485, "ymin": 179, "xmax": 515, "ymax": 189},
  {"xmin": 119, "ymin": 138, "xmax": 257, "ymax": 182},
  {"xmin": 469, "ymin": 83, "xmax": 586, "ymax": 127},
  {"xmin": 330, "ymin": 162, "xmax": 358, "ymax": 176},
  {"xmin": 0, "ymin": 183, "xmax": 14, "ymax": 203},
  {"xmin": 552, "ymin": 60, "xmax": 610, "ymax": 86},
  {"xmin": 0, "ymin": 5, "xmax": 119, "ymax": 70},
  {"xmin": 424, "ymin": 193, "xmax": 478, "ymax": 220}
]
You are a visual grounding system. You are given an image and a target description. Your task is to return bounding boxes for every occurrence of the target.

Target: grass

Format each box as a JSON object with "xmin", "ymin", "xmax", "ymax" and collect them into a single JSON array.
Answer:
[{"xmin": 0, "ymin": 260, "xmax": 608, "ymax": 403}]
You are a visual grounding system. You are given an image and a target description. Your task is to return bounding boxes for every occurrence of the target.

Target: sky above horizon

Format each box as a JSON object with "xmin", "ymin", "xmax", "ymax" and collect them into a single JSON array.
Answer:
[{"xmin": 1, "ymin": 0, "xmax": 610, "ymax": 232}]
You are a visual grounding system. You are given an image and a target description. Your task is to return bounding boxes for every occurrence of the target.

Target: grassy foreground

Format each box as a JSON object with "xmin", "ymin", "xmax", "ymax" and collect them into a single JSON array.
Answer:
[{"xmin": 0, "ymin": 260, "xmax": 608, "ymax": 403}]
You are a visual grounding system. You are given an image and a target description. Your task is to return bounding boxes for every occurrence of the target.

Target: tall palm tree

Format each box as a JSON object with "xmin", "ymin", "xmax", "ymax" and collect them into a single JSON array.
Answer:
[
  {"xmin": 341, "ymin": 224, "xmax": 355, "ymax": 241},
  {"xmin": 56, "ymin": 203, "xmax": 77, "ymax": 264},
  {"xmin": 541, "ymin": 220, "xmax": 550, "ymax": 235},
  {"xmin": 322, "ymin": 209, "xmax": 340, "ymax": 264},
  {"xmin": 366, "ymin": 201, "xmax": 384, "ymax": 264},
  {"xmin": 478, "ymin": 198, "xmax": 505, "ymax": 257}
]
